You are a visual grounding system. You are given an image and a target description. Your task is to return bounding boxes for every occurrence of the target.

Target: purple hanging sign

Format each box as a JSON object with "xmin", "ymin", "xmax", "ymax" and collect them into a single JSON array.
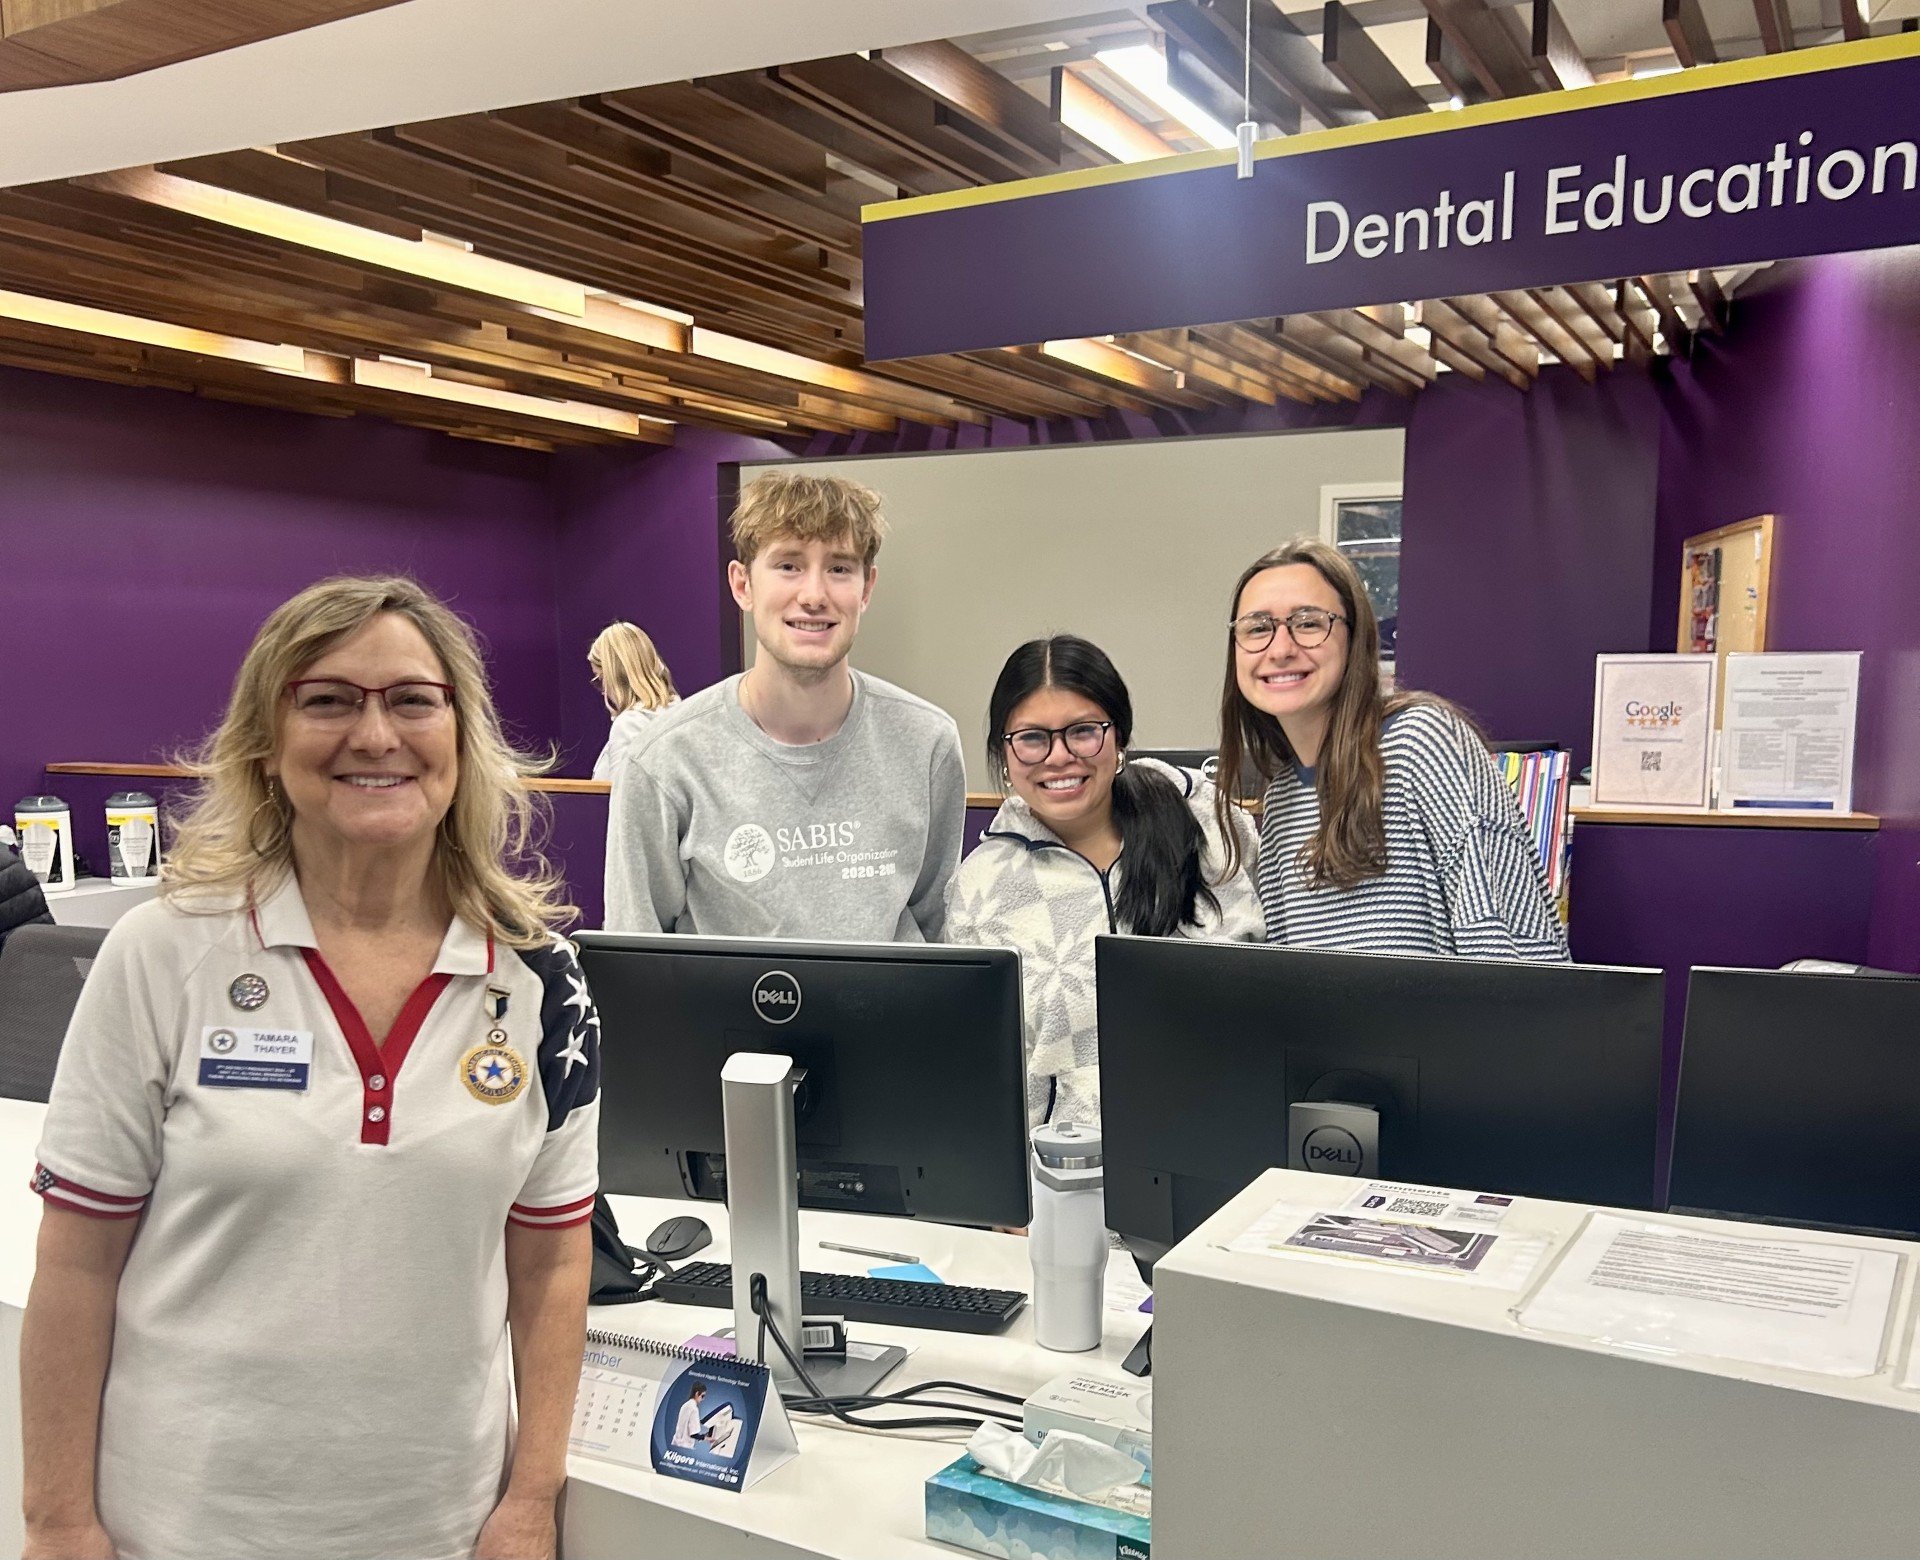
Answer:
[{"xmin": 862, "ymin": 35, "xmax": 1920, "ymax": 361}]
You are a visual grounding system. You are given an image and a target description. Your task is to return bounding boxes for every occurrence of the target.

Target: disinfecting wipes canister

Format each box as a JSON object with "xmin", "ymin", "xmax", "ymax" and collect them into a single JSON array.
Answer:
[
  {"xmin": 14, "ymin": 794, "xmax": 74, "ymax": 895},
  {"xmin": 106, "ymin": 790, "xmax": 160, "ymax": 885}
]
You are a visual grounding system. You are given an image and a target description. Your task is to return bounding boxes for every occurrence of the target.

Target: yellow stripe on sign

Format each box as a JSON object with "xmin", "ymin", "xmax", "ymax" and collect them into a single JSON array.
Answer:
[{"xmin": 863, "ymin": 30, "xmax": 1920, "ymax": 223}]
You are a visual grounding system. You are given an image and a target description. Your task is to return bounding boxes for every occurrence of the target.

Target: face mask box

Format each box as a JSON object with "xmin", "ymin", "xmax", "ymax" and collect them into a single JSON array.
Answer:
[
  {"xmin": 1024, "ymin": 1372, "xmax": 1154, "ymax": 1479},
  {"xmin": 925, "ymin": 1454, "xmax": 1151, "ymax": 1560}
]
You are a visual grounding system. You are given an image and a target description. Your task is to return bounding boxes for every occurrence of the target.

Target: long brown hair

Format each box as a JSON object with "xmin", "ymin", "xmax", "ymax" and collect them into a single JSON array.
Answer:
[{"xmin": 1215, "ymin": 539, "xmax": 1459, "ymax": 888}]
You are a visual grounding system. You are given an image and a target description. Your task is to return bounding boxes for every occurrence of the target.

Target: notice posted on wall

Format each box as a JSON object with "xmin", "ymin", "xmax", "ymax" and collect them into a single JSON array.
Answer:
[
  {"xmin": 1720, "ymin": 651, "xmax": 1860, "ymax": 812},
  {"xmin": 1227, "ymin": 1179, "xmax": 1548, "ymax": 1290},
  {"xmin": 1514, "ymin": 1213, "xmax": 1898, "ymax": 1378}
]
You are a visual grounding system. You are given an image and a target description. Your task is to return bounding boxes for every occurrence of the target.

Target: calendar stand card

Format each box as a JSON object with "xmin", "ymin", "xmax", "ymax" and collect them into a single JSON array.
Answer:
[
  {"xmin": 1589, "ymin": 654, "xmax": 1718, "ymax": 812},
  {"xmin": 570, "ymin": 1330, "xmax": 797, "ymax": 1491}
]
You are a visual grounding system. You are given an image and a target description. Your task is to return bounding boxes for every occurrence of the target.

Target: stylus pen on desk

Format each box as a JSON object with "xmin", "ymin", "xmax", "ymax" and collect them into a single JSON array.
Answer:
[{"xmin": 819, "ymin": 1240, "xmax": 921, "ymax": 1264}]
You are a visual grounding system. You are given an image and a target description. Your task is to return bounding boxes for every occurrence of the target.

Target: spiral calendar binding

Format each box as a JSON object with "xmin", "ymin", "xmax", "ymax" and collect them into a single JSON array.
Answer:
[{"xmin": 583, "ymin": 1328, "xmax": 749, "ymax": 1365}]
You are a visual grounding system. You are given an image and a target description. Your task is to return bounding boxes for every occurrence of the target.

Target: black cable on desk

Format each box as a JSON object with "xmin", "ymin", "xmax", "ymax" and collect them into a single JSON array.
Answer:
[{"xmin": 748, "ymin": 1274, "xmax": 1023, "ymax": 1433}]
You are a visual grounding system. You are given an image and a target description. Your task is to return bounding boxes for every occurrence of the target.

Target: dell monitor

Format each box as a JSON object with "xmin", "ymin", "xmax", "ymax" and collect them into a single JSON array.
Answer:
[
  {"xmin": 1670, "ymin": 965, "xmax": 1920, "ymax": 1237},
  {"xmin": 574, "ymin": 933, "xmax": 1030, "ymax": 1229},
  {"xmin": 1096, "ymin": 937, "xmax": 1665, "ymax": 1270}
]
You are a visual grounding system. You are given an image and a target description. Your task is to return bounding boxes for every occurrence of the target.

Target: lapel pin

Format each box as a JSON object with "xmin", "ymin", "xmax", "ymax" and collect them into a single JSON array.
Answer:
[{"xmin": 229, "ymin": 973, "xmax": 270, "ymax": 1011}]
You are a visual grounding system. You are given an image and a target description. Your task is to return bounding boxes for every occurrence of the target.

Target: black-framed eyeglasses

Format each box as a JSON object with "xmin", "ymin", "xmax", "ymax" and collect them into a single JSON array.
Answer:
[
  {"xmin": 1229, "ymin": 608, "xmax": 1347, "ymax": 653},
  {"xmin": 1001, "ymin": 721, "xmax": 1113, "ymax": 766},
  {"xmin": 285, "ymin": 679, "xmax": 456, "ymax": 724}
]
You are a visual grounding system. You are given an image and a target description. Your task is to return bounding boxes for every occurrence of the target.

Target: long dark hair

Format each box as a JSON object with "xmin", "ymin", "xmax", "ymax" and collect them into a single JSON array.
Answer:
[
  {"xmin": 1215, "ymin": 539, "xmax": 1465, "ymax": 887},
  {"xmin": 988, "ymin": 635, "xmax": 1219, "ymax": 937}
]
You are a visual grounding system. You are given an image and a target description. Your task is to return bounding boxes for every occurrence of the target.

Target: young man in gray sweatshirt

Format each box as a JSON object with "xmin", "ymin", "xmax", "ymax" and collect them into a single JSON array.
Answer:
[{"xmin": 604, "ymin": 471, "xmax": 966, "ymax": 941}]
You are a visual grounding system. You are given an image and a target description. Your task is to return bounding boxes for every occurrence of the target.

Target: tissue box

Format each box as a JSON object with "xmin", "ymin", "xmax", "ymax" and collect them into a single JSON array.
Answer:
[
  {"xmin": 925, "ymin": 1455, "xmax": 1151, "ymax": 1560},
  {"xmin": 1024, "ymin": 1372, "xmax": 1153, "ymax": 1478}
]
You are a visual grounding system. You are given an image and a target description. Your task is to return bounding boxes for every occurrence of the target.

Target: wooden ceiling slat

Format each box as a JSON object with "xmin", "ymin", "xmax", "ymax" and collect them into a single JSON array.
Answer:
[
  {"xmin": 578, "ymin": 85, "xmax": 833, "ymax": 197},
  {"xmin": 1422, "ymin": 299, "xmax": 1532, "ymax": 389},
  {"xmin": 278, "ymin": 133, "xmax": 862, "ymax": 341},
  {"xmin": 692, "ymin": 71, "xmax": 969, "ymax": 199},
  {"xmin": 1275, "ymin": 314, "xmax": 1422, "ymax": 395},
  {"xmin": 1212, "ymin": 323, "xmax": 1366, "ymax": 403},
  {"xmin": 1529, "ymin": 0, "xmax": 1593, "ymax": 91},
  {"xmin": 1686, "ymin": 269, "xmax": 1729, "ymax": 333},
  {"xmin": 1426, "ymin": 17, "xmax": 1490, "ymax": 105},
  {"xmin": 968, "ymin": 348, "xmax": 1162, "ymax": 418},
  {"xmin": 1527, "ymin": 285, "xmax": 1616, "ymax": 366},
  {"xmin": 377, "ymin": 115, "xmax": 856, "ymax": 257},
  {"xmin": 1322, "ymin": 0, "xmax": 1430, "ymax": 119},
  {"xmin": 0, "ymin": 0, "xmax": 411, "ymax": 93},
  {"xmin": 771, "ymin": 56, "xmax": 1035, "ymax": 188},
  {"xmin": 1661, "ymin": 0, "xmax": 1719, "ymax": 68},
  {"xmin": 1635, "ymin": 274, "xmax": 1693, "ymax": 357},
  {"xmin": 1489, "ymin": 288, "xmax": 1597, "ymax": 381},
  {"xmin": 1441, "ymin": 293, "xmax": 1541, "ymax": 379},
  {"xmin": 1312, "ymin": 308, "xmax": 1440, "ymax": 385},
  {"xmin": 1147, "ymin": 4, "xmax": 1301, "ymax": 135},
  {"xmin": 872, "ymin": 39, "xmax": 1063, "ymax": 163},
  {"xmin": 561, "ymin": 97, "xmax": 867, "ymax": 244},
  {"xmin": 1752, "ymin": 0, "xmax": 1794, "ymax": 53},
  {"xmin": 1564, "ymin": 280, "xmax": 1627, "ymax": 344},
  {"xmin": 1419, "ymin": 0, "xmax": 1542, "ymax": 98}
]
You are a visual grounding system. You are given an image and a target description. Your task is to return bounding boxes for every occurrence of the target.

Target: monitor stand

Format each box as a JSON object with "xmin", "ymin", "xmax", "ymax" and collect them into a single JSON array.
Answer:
[{"xmin": 721, "ymin": 1052, "xmax": 904, "ymax": 1399}]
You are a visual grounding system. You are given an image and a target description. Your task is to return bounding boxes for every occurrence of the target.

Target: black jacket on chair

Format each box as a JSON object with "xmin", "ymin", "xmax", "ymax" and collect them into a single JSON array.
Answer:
[{"xmin": 0, "ymin": 842, "xmax": 53, "ymax": 951}]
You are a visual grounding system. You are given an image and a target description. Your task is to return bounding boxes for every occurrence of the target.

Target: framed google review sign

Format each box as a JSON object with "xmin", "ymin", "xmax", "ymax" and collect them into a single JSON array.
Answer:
[{"xmin": 1589, "ymin": 655, "xmax": 1718, "ymax": 812}]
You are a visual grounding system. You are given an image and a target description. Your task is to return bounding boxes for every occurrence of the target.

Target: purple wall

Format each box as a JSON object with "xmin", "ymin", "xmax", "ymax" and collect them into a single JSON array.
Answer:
[
  {"xmin": 548, "ymin": 426, "xmax": 790, "ymax": 780},
  {"xmin": 1569, "ymin": 821, "xmax": 1879, "ymax": 1190},
  {"xmin": 1396, "ymin": 364, "xmax": 1664, "ymax": 767},
  {"xmin": 1655, "ymin": 253, "xmax": 1920, "ymax": 970},
  {"xmin": 546, "ymin": 427, "xmax": 792, "ymax": 926},
  {"xmin": 1, "ymin": 364, "xmax": 561, "ymax": 878}
]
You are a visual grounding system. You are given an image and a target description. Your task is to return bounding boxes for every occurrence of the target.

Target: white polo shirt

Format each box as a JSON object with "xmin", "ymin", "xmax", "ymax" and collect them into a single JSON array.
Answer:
[{"xmin": 32, "ymin": 874, "xmax": 601, "ymax": 1560}]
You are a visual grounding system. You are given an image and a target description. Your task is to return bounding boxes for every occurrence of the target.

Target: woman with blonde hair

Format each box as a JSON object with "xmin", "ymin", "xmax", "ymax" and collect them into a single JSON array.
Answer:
[
  {"xmin": 21, "ymin": 576, "xmax": 601, "ymax": 1560},
  {"xmin": 1217, "ymin": 538, "xmax": 1566, "ymax": 961},
  {"xmin": 588, "ymin": 620, "xmax": 679, "ymax": 780}
]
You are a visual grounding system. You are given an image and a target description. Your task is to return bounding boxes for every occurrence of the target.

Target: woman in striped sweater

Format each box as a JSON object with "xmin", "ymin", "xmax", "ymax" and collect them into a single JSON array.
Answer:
[{"xmin": 1216, "ymin": 538, "xmax": 1567, "ymax": 962}]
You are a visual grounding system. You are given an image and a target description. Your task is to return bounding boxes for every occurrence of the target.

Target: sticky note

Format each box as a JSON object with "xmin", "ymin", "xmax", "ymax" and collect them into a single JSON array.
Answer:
[{"xmin": 870, "ymin": 1262, "xmax": 943, "ymax": 1284}]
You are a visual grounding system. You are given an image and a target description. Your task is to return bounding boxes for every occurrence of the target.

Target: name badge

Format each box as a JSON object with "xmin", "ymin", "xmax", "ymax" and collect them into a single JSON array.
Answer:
[{"xmin": 199, "ymin": 1026, "xmax": 314, "ymax": 1091}]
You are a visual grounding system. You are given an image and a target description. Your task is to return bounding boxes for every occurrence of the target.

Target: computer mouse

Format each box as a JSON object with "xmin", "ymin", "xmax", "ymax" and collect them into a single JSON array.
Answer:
[{"xmin": 645, "ymin": 1214, "xmax": 713, "ymax": 1263}]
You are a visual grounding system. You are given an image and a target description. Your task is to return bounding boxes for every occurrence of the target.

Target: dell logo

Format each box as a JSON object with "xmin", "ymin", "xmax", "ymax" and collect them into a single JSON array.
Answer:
[
  {"xmin": 751, "ymin": 970, "xmax": 802, "ymax": 1025},
  {"xmin": 1301, "ymin": 1125, "xmax": 1364, "ymax": 1174}
]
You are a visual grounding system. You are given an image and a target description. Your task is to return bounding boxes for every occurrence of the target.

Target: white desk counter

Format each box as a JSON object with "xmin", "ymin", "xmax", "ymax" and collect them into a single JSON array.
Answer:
[
  {"xmin": 0, "ymin": 1098, "xmax": 1150, "ymax": 1560},
  {"xmin": 44, "ymin": 879, "xmax": 157, "ymax": 929},
  {"xmin": 568, "ymin": 1195, "xmax": 1152, "ymax": 1560}
]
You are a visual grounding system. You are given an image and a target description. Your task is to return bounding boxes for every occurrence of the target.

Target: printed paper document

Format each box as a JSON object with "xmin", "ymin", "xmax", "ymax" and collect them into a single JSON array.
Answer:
[{"xmin": 1516, "ymin": 1214, "xmax": 1897, "ymax": 1377}]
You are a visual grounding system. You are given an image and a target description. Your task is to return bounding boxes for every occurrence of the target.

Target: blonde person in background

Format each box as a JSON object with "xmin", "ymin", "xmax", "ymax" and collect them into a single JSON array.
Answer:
[
  {"xmin": 589, "ymin": 621, "xmax": 679, "ymax": 781},
  {"xmin": 20, "ymin": 576, "xmax": 601, "ymax": 1560}
]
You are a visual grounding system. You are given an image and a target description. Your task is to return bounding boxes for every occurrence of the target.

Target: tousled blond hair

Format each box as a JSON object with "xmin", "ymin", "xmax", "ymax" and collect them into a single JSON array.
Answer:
[
  {"xmin": 163, "ymin": 575, "xmax": 573, "ymax": 945},
  {"xmin": 588, "ymin": 622, "xmax": 677, "ymax": 714},
  {"xmin": 730, "ymin": 471, "xmax": 887, "ymax": 571}
]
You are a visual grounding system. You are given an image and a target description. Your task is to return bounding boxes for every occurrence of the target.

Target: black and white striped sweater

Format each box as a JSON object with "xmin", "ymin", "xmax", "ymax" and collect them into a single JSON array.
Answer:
[{"xmin": 1256, "ymin": 703, "xmax": 1569, "ymax": 962}]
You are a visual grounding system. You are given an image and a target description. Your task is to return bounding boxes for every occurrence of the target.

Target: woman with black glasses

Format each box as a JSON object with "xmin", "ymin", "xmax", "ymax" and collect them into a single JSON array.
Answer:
[
  {"xmin": 1216, "ymin": 538, "xmax": 1566, "ymax": 961},
  {"xmin": 944, "ymin": 635, "xmax": 1262, "ymax": 1131}
]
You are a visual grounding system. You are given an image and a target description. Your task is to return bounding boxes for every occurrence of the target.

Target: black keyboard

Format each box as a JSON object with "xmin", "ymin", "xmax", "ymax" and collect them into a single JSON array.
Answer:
[{"xmin": 650, "ymin": 1261, "xmax": 1028, "ymax": 1335}]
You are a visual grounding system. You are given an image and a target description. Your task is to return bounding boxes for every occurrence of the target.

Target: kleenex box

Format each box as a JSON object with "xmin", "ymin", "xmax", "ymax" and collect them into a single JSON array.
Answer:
[
  {"xmin": 1024, "ymin": 1372, "xmax": 1153, "ymax": 1477},
  {"xmin": 925, "ymin": 1455, "xmax": 1150, "ymax": 1560}
]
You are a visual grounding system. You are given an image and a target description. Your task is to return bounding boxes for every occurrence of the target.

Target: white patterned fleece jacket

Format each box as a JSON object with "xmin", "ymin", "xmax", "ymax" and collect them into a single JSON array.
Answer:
[{"xmin": 942, "ymin": 761, "xmax": 1265, "ymax": 1131}]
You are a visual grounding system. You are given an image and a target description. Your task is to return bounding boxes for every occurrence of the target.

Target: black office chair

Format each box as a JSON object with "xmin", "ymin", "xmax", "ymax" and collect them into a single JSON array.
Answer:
[{"xmin": 0, "ymin": 922, "xmax": 106, "ymax": 1101}]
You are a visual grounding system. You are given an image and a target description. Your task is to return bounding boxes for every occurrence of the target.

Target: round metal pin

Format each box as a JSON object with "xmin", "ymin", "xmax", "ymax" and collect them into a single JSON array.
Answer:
[{"xmin": 229, "ymin": 973, "xmax": 270, "ymax": 1011}]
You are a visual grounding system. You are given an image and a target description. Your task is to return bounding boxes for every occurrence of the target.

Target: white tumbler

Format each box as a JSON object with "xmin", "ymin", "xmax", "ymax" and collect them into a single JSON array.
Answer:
[
  {"xmin": 1029, "ymin": 1122, "xmax": 1107, "ymax": 1353},
  {"xmin": 14, "ymin": 795, "xmax": 75, "ymax": 896}
]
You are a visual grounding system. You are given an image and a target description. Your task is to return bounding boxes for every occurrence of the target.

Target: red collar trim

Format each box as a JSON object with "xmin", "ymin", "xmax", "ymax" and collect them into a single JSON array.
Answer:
[{"xmin": 299, "ymin": 947, "xmax": 452, "ymax": 1147}]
